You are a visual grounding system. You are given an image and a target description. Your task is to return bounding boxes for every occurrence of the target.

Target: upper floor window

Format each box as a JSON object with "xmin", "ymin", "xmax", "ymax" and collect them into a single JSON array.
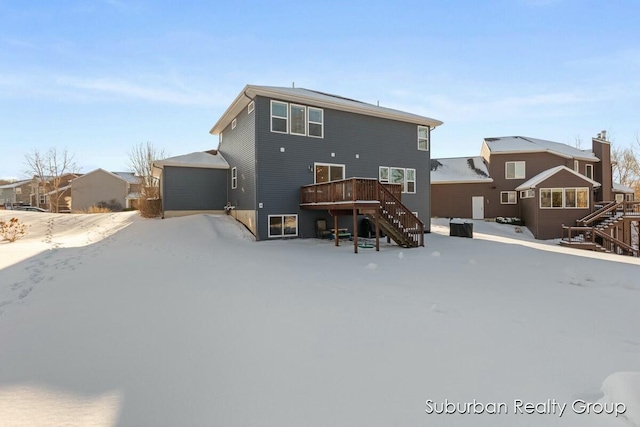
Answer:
[
  {"xmin": 271, "ymin": 101, "xmax": 288, "ymax": 133},
  {"xmin": 574, "ymin": 160, "xmax": 579, "ymax": 171},
  {"xmin": 290, "ymin": 104, "xmax": 306, "ymax": 136},
  {"xmin": 418, "ymin": 126, "xmax": 429, "ymax": 151},
  {"xmin": 231, "ymin": 118, "xmax": 237, "ymax": 130},
  {"xmin": 247, "ymin": 101, "xmax": 255, "ymax": 114},
  {"xmin": 271, "ymin": 100, "xmax": 324, "ymax": 138},
  {"xmin": 15, "ymin": 187, "xmax": 22, "ymax": 195},
  {"xmin": 585, "ymin": 164, "xmax": 593, "ymax": 180},
  {"xmin": 231, "ymin": 167, "xmax": 237, "ymax": 189},
  {"xmin": 505, "ymin": 161, "xmax": 525, "ymax": 179},
  {"xmin": 308, "ymin": 107, "xmax": 323, "ymax": 138}
]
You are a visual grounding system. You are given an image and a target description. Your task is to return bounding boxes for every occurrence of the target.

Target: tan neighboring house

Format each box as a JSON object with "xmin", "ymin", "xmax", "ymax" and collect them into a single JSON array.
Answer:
[
  {"xmin": 0, "ymin": 179, "xmax": 33, "ymax": 207},
  {"xmin": 30, "ymin": 173, "xmax": 80, "ymax": 212},
  {"xmin": 70, "ymin": 169, "xmax": 142, "ymax": 211}
]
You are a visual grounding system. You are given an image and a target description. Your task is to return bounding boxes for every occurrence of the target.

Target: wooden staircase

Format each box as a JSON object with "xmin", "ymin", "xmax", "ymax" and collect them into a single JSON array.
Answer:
[
  {"xmin": 561, "ymin": 201, "xmax": 640, "ymax": 257},
  {"xmin": 300, "ymin": 178, "xmax": 424, "ymax": 250},
  {"xmin": 367, "ymin": 181, "xmax": 423, "ymax": 248}
]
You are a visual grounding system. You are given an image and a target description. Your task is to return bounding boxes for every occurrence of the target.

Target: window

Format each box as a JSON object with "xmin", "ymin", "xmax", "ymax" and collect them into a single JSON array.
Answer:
[
  {"xmin": 501, "ymin": 191, "xmax": 517, "ymax": 204},
  {"xmin": 505, "ymin": 161, "xmax": 525, "ymax": 179},
  {"xmin": 231, "ymin": 118, "xmax": 237, "ymax": 130},
  {"xmin": 585, "ymin": 164, "xmax": 593, "ymax": 180},
  {"xmin": 406, "ymin": 168, "xmax": 416, "ymax": 193},
  {"xmin": 231, "ymin": 167, "xmax": 237, "ymax": 189},
  {"xmin": 520, "ymin": 189, "xmax": 534, "ymax": 198},
  {"xmin": 615, "ymin": 193, "xmax": 624, "ymax": 203},
  {"xmin": 314, "ymin": 163, "xmax": 345, "ymax": 183},
  {"xmin": 39, "ymin": 194, "xmax": 46, "ymax": 205},
  {"xmin": 15, "ymin": 187, "xmax": 22, "ymax": 195},
  {"xmin": 626, "ymin": 193, "xmax": 634, "ymax": 201},
  {"xmin": 391, "ymin": 167, "xmax": 405, "ymax": 192},
  {"xmin": 290, "ymin": 104, "xmax": 306, "ymax": 136},
  {"xmin": 308, "ymin": 107, "xmax": 323, "ymax": 138},
  {"xmin": 380, "ymin": 166, "xmax": 415, "ymax": 193},
  {"xmin": 417, "ymin": 126, "xmax": 429, "ymax": 151},
  {"xmin": 540, "ymin": 188, "xmax": 587, "ymax": 208},
  {"xmin": 219, "ymin": 133, "xmax": 223, "ymax": 144},
  {"xmin": 247, "ymin": 101, "xmax": 255, "ymax": 114},
  {"xmin": 271, "ymin": 101, "xmax": 288, "ymax": 133},
  {"xmin": 268, "ymin": 214, "xmax": 298, "ymax": 238},
  {"xmin": 574, "ymin": 160, "xmax": 579, "ymax": 171},
  {"xmin": 378, "ymin": 166, "xmax": 390, "ymax": 183}
]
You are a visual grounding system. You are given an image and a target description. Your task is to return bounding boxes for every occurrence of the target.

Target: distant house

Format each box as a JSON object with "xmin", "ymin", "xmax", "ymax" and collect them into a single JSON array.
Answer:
[
  {"xmin": 0, "ymin": 179, "xmax": 32, "ymax": 207},
  {"xmin": 432, "ymin": 132, "xmax": 639, "ymax": 256},
  {"xmin": 154, "ymin": 84, "xmax": 443, "ymax": 251},
  {"xmin": 30, "ymin": 173, "xmax": 80, "ymax": 212},
  {"xmin": 70, "ymin": 169, "xmax": 142, "ymax": 211}
]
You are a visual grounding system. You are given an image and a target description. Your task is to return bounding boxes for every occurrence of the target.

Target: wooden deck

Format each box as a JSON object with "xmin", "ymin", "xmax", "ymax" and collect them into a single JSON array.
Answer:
[{"xmin": 300, "ymin": 178, "xmax": 424, "ymax": 253}]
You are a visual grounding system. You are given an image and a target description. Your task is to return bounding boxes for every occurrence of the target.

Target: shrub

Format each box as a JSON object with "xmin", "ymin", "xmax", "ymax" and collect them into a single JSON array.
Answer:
[
  {"xmin": 96, "ymin": 199, "xmax": 123, "ymax": 212},
  {"xmin": 0, "ymin": 217, "xmax": 28, "ymax": 242},
  {"xmin": 496, "ymin": 216, "xmax": 523, "ymax": 226},
  {"xmin": 138, "ymin": 198, "xmax": 162, "ymax": 218}
]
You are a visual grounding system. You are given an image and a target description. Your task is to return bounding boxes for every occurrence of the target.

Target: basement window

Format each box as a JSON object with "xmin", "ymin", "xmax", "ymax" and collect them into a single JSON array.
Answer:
[{"xmin": 268, "ymin": 214, "xmax": 298, "ymax": 238}]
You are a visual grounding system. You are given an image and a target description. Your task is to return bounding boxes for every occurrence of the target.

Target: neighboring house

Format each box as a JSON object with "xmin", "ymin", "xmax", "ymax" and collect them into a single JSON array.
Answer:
[
  {"xmin": 30, "ymin": 173, "xmax": 80, "ymax": 211},
  {"xmin": 0, "ymin": 179, "xmax": 32, "ymax": 207},
  {"xmin": 432, "ymin": 132, "xmax": 639, "ymax": 256},
  {"xmin": 153, "ymin": 150, "xmax": 230, "ymax": 217},
  {"xmin": 155, "ymin": 84, "xmax": 443, "ymax": 251},
  {"xmin": 70, "ymin": 169, "xmax": 142, "ymax": 211}
]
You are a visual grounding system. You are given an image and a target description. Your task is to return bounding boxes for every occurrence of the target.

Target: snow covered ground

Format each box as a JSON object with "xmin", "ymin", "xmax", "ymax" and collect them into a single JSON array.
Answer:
[{"xmin": 0, "ymin": 211, "xmax": 638, "ymax": 427}]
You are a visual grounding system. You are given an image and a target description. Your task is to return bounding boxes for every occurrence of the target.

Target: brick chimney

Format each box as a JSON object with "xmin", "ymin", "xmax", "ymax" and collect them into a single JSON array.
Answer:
[{"xmin": 592, "ymin": 130, "xmax": 612, "ymax": 202}]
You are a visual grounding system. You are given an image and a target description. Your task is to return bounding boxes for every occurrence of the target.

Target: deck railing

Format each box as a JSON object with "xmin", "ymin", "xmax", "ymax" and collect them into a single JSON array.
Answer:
[
  {"xmin": 300, "ymin": 178, "xmax": 401, "ymax": 204},
  {"xmin": 562, "ymin": 225, "xmax": 638, "ymax": 257}
]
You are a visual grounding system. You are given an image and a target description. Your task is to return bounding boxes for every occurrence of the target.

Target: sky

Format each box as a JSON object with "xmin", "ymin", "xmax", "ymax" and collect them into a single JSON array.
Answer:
[{"xmin": 1, "ymin": 0, "xmax": 639, "ymax": 180}]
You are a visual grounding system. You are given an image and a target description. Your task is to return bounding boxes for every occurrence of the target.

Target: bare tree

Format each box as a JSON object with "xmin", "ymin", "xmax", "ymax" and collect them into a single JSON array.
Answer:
[
  {"xmin": 128, "ymin": 142, "xmax": 166, "ymax": 199},
  {"xmin": 24, "ymin": 148, "xmax": 78, "ymax": 212}
]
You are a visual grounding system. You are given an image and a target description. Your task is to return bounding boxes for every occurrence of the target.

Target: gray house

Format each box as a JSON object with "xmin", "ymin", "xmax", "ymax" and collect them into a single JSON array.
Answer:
[
  {"xmin": 158, "ymin": 85, "xmax": 443, "ymax": 251},
  {"xmin": 71, "ymin": 169, "xmax": 142, "ymax": 211},
  {"xmin": 0, "ymin": 179, "xmax": 32, "ymax": 207}
]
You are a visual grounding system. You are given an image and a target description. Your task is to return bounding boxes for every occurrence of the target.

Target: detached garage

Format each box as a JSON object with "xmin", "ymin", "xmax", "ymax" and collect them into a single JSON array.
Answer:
[{"xmin": 153, "ymin": 151, "xmax": 229, "ymax": 218}]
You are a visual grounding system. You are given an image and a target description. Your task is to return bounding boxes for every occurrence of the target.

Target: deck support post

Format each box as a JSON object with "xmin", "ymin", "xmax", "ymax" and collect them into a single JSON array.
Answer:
[
  {"xmin": 353, "ymin": 208, "xmax": 358, "ymax": 254},
  {"xmin": 334, "ymin": 213, "xmax": 339, "ymax": 247},
  {"xmin": 375, "ymin": 211, "xmax": 380, "ymax": 251}
]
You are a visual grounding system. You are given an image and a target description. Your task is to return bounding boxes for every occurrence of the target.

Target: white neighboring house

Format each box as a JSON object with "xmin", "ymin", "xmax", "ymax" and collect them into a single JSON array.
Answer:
[{"xmin": 70, "ymin": 169, "xmax": 142, "ymax": 211}]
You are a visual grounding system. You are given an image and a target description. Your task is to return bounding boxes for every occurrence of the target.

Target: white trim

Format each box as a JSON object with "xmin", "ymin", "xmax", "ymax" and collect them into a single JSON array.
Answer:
[
  {"xmin": 247, "ymin": 101, "xmax": 255, "ymax": 114},
  {"xmin": 231, "ymin": 118, "xmax": 237, "ymax": 130},
  {"xmin": 500, "ymin": 191, "xmax": 517, "ymax": 204},
  {"xmin": 417, "ymin": 125, "xmax": 429, "ymax": 151},
  {"xmin": 573, "ymin": 160, "xmax": 579, "ymax": 172},
  {"xmin": 505, "ymin": 161, "xmax": 525, "ymax": 179},
  {"xmin": 268, "ymin": 214, "xmax": 298, "ymax": 238},
  {"xmin": 270, "ymin": 100, "xmax": 288, "ymax": 134},
  {"xmin": 289, "ymin": 103, "xmax": 307, "ymax": 136},
  {"xmin": 314, "ymin": 162, "xmax": 345, "ymax": 184},
  {"xmin": 231, "ymin": 167, "xmax": 237, "ymax": 189},
  {"xmin": 308, "ymin": 106, "xmax": 324, "ymax": 138},
  {"xmin": 585, "ymin": 164, "xmax": 593, "ymax": 180}
]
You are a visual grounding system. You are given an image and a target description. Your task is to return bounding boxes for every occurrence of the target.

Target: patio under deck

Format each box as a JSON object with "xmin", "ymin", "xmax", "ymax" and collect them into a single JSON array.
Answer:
[{"xmin": 300, "ymin": 178, "xmax": 424, "ymax": 253}]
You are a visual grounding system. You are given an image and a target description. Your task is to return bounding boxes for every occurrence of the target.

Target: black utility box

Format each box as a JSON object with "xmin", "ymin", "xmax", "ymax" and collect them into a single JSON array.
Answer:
[{"xmin": 449, "ymin": 220, "xmax": 473, "ymax": 238}]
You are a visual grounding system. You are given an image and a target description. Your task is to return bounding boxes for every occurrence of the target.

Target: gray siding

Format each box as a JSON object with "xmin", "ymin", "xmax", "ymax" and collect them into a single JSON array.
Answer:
[
  {"xmin": 71, "ymin": 169, "xmax": 128, "ymax": 211},
  {"xmin": 163, "ymin": 166, "xmax": 227, "ymax": 211},
  {"xmin": 254, "ymin": 95, "xmax": 431, "ymax": 241},
  {"xmin": 219, "ymin": 100, "xmax": 257, "ymax": 211}
]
